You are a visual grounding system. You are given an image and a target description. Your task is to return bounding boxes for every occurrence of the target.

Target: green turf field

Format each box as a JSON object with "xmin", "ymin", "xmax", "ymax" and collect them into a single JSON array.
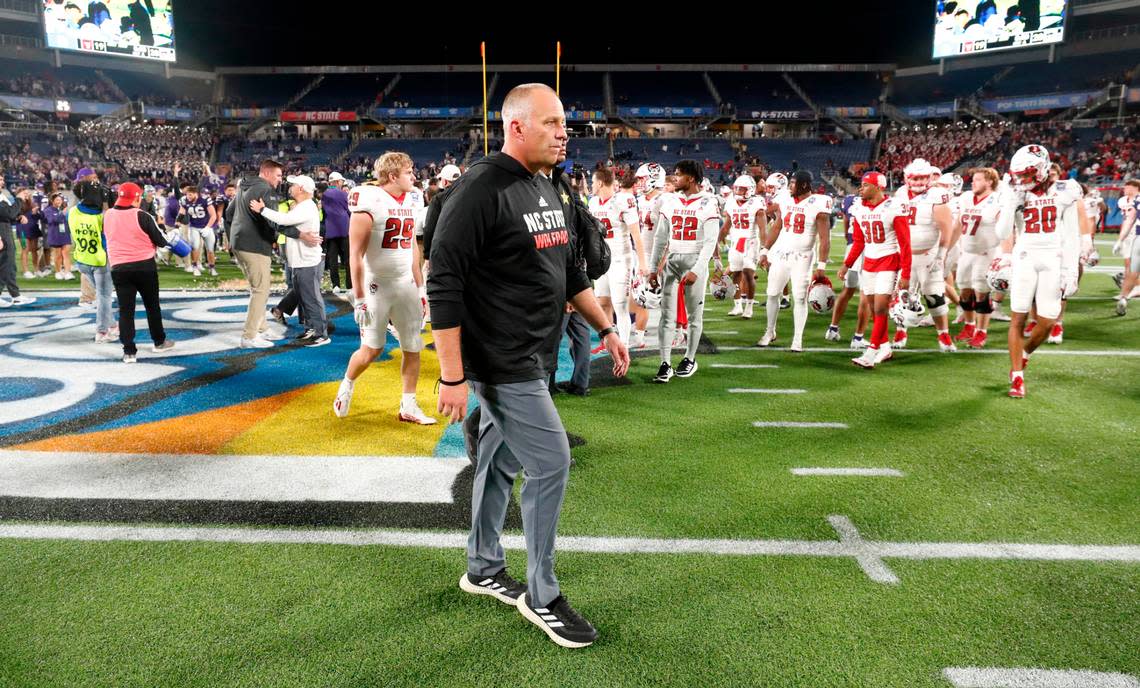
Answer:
[{"xmin": 1, "ymin": 233, "xmax": 1137, "ymax": 687}]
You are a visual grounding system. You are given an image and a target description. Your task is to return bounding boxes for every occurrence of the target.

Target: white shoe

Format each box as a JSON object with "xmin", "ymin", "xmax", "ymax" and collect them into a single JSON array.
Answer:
[
  {"xmin": 23, "ymin": 271, "xmax": 34, "ymax": 279},
  {"xmin": 756, "ymin": 331, "xmax": 777, "ymax": 347},
  {"xmin": 184, "ymin": 265, "xmax": 194, "ymax": 273},
  {"xmin": 399, "ymin": 403, "xmax": 438, "ymax": 425},
  {"xmin": 825, "ymin": 326, "xmax": 840, "ymax": 342},
  {"xmin": 209, "ymin": 267, "xmax": 218, "ymax": 277},
  {"xmin": 849, "ymin": 336, "xmax": 867, "ymax": 350},
  {"xmin": 728, "ymin": 302, "xmax": 743, "ymax": 317},
  {"xmin": 333, "ymin": 380, "xmax": 354, "ymax": 418},
  {"xmin": 122, "ymin": 354, "xmax": 137, "ymax": 364},
  {"xmin": 305, "ymin": 336, "xmax": 331, "ymax": 347},
  {"xmin": 873, "ymin": 342, "xmax": 893, "ymax": 364},
  {"xmin": 192, "ymin": 267, "xmax": 201, "ymax": 277},
  {"xmin": 260, "ymin": 327, "xmax": 286, "ymax": 341},
  {"xmin": 95, "ymin": 331, "xmax": 115, "ymax": 343},
  {"xmin": 55, "ymin": 272, "xmax": 64, "ymax": 280},
  {"xmin": 741, "ymin": 301, "xmax": 753, "ymax": 319},
  {"xmin": 917, "ymin": 315, "xmax": 934, "ymax": 328},
  {"xmin": 631, "ymin": 331, "xmax": 646, "ymax": 349},
  {"xmin": 0, "ymin": 297, "xmax": 10, "ymax": 308},
  {"xmin": 38, "ymin": 269, "xmax": 52, "ymax": 278},
  {"xmin": 990, "ymin": 307, "xmax": 1010, "ymax": 322},
  {"xmin": 240, "ymin": 336, "xmax": 273, "ymax": 349},
  {"xmin": 790, "ymin": 337, "xmax": 803, "ymax": 352},
  {"xmin": 1116, "ymin": 298, "xmax": 1128, "ymax": 316},
  {"xmin": 10, "ymin": 296, "xmax": 36, "ymax": 306},
  {"xmin": 852, "ymin": 347, "xmax": 877, "ymax": 369},
  {"xmin": 332, "ymin": 286, "xmax": 343, "ymax": 295}
]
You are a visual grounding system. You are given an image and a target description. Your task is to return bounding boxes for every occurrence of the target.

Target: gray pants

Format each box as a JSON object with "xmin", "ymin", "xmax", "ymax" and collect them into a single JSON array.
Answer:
[
  {"xmin": 0, "ymin": 225, "xmax": 19, "ymax": 298},
  {"xmin": 658, "ymin": 252, "xmax": 709, "ymax": 363},
  {"xmin": 292, "ymin": 264, "xmax": 327, "ymax": 338},
  {"xmin": 468, "ymin": 378, "xmax": 571, "ymax": 608},
  {"xmin": 549, "ymin": 311, "xmax": 591, "ymax": 391}
]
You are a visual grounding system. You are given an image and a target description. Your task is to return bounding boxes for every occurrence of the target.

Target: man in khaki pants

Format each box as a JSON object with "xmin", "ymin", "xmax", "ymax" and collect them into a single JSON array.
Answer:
[{"xmin": 224, "ymin": 158, "xmax": 321, "ymax": 348}]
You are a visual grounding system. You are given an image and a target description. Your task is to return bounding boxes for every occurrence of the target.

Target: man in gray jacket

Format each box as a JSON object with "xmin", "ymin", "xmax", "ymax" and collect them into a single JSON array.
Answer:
[
  {"xmin": 0, "ymin": 178, "xmax": 34, "ymax": 307},
  {"xmin": 224, "ymin": 158, "xmax": 321, "ymax": 347}
]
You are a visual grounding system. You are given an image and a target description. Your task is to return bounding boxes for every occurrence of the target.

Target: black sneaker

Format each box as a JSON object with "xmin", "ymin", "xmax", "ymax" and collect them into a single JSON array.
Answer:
[
  {"xmin": 517, "ymin": 593, "xmax": 598, "ymax": 648},
  {"xmin": 780, "ymin": 296, "xmax": 790, "ymax": 310},
  {"xmin": 675, "ymin": 357, "xmax": 697, "ymax": 378},
  {"xmin": 459, "ymin": 569, "xmax": 526, "ymax": 605},
  {"xmin": 270, "ymin": 308, "xmax": 286, "ymax": 325},
  {"xmin": 296, "ymin": 329, "xmax": 316, "ymax": 341},
  {"xmin": 653, "ymin": 361, "xmax": 674, "ymax": 384}
]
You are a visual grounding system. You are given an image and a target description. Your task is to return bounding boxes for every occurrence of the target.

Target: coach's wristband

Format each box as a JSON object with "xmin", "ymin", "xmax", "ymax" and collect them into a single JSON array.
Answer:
[
  {"xmin": 598, "ymin": 326, "xmax": 617, "ymax": 339},
  {"xmin": 816, "ymin": 261, "xmax": 827, "ymax": 270},
  {"xmin": 438, "ymin": 377, "xmax": 466, "ymax": 387}
]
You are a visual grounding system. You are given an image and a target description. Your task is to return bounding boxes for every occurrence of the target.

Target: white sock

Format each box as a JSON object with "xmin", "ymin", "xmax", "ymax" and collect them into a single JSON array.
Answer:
[
  {"xmin": 401, "ymin": 392, "xmax": 416, "ymax": 408},
  {"xmin": 734, "ymin": 298, "xmax": 742, "ymax": 309},
  {"xmin": 342, "ymin": 376, "xmax": 355, "ymax": 388}
]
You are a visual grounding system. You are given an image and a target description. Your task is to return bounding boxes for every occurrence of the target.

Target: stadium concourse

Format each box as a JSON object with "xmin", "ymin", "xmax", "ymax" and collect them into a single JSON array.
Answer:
[{"xmin": 1, "ymin": 3, "xmax": 1140, "ymax": 682}]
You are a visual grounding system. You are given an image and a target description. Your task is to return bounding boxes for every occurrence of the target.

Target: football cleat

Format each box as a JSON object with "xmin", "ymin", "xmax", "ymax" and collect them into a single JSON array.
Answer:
[
  {"xmin": 825, "ymin": 325, "xmax": 840, "ymax": 342},
  {"xmin": 1115, "ymin": 298, "xmax": 1127, "ymax": 316},
  {"xmin": 1009, "ymin": 375, "xmax": 1025, "ymax": 399},
  {"xmin": 653, "ymin": 361, "xmax": 674, "ymax": 384},
  {"xmin": 892, "ymin": 331, "xmax": 908, "ymax": 349},
  {"xmin": 937, "ymin": 332, "xmax": 957, "ymax": 352},
  {"xmin": 779, "ymin": 296, "xmax": 790, "ymax": 310},
  {"xmin": 1046, "ymin": 323, "xmax": 1063, "ymax": 344},
  {"xmin": 967, "ymin": 330, "xmax": 988, "ymax": 349},
  {"xmin": 333, "ymin": 380, "xmax": 354, "ymax": 418},
  {"xmin": 790, "ymin": 337, "xmax": 804, "ymax": 353},
  {"xmin": 728, "ymin": 302, "xmax": 744, "ymax": 317},
  {"xmin": 1112, "ymin": 272, "xmax": 1124, "ymax": 289},
  {"xmin": 955, "ymin": 324, "xmax": 976, "ymax": 342},
  {"xmin": 849, "ymin": 336, "xmax": 867, "ymax": 350},
  {"xmin": 990, "ymin": 306, "xmax": 1010, "ymax": 322},
  {"xmin": 873, "ymin": 342, "xmax": 893, "ymax": 364},
  {"xmin": 1023, "ymin": 321, "xmax": 1036, "ymax": 338},
  {"xmin": 756, "ymin": 331, "xmax": 778, "ymax": 347},
  {"xmin": 852, "ymin": 347, "xmax": 877, "ymax": 369},
  {"xmin": 630, "ymin": 331, "xmax": 647, "ymax": 349},
  {"xmin": 675, "ymin": 357, "xmax": 698, "ymax": 378},
  {"xmin": 741, "ymin": 301, "xmax": 754, "ymax": 319},
  {"xmin": 399, "ymin": 403, "xmax": 438, "ymax": 425}
]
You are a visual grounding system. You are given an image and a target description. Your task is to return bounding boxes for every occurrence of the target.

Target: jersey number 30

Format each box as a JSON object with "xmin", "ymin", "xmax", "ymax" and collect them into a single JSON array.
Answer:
[{"xmin": 382, "ymin": 218, "xmax": 415, "ymax": 249}]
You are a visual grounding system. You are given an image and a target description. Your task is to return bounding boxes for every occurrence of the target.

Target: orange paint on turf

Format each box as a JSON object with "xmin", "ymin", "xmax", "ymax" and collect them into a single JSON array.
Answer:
[{"xmin": 12, "ymin": 388, "xmax": 308, "ymax": 454}]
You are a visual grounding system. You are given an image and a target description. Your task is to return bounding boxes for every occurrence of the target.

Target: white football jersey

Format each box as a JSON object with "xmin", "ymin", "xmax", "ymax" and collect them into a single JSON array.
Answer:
[
  {"xmin": 637, "ymin": 191, "xmax": 666, "ymax": 236},
  {"xmin": 349, "ymin": 184, "xmax": 424, "ymax": 279},
  {"xmin": 589, "ymin": 191, "xmax": 640, "ymax": 261},
  {"xmin": 957, "ymin": 191, "xmax": 1003, "ymax": 253},
  {"xmin": 656, "ymin": 192, "xmax": 721, "ymax": 255},
  {"xmin": 896, "ymin": 186, "xmax": 951, "ymax": 253},
  {"xmin": 1083, "ymin": 195, "xmax": 1102, "ymax": 229},
  {"xmin": 849, "ymin": 197, "xmax": 907, "ymax": 260},
  {"xmin": 772, "ymin": 193, "xmax": 832, "ymax": 253},
  {"xmin": 726, "ymin": 196, "xmax": 767, "ymax": 252},
  {"xmin": 1012, "ymin": 180, "xmax": 1082, "ymax": 252}
]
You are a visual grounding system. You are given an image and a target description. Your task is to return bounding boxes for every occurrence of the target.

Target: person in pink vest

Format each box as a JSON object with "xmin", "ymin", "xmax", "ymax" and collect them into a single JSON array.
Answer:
[{"xmin": 103, "ymin": 181, "xmax": 175, "ymax": 364}]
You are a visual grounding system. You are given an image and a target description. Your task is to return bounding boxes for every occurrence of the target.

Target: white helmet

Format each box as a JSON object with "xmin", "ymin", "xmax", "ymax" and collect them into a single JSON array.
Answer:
[
  {"xmin": 633, "ymin": 279, "xmax": 663, "ymax": 309},
  {"xmin": 635, "ymin": 163, "xmax": 665, "ymax": 194},
  {"xmin": 808, "ymin": 277, "xmax": 836, "ymax": 315},
  {"xmin": 889, "ymin": 289, "xmax": 926, "ymax": 328},
  {"xmin": 1088, "ymin": 187, "xmax": 1102, "ymax": 199},
  {"xmin": 986, "ymin": 256, "xmax": 1012, "ymax": 294},
  {"xmin": 904, "ymin": 158, "xmax": 935, "ymax": 194},
  {"xmin": 937, "ymin": 172, "xmax": 963, "ymax": 196},
  {"xmin": 1082, "ymin": 249, "xmax": 1100, "ymax": 268},
  {"xmin": 700, "ymin": 179, "xmax": 714, "ymax": 195},
  {"xmin": 1009, "ymin": 144, "xmax": 1051, "ymax": 191},
  {"xmin": 719, "ymin": 185, "xmax": 732, "ymax": 199},
  {"xmin": 710, "ymin": 274, "xmax": 736, "ymax": 301},
  {"xmin": 732, "ymin": 175, "xmax": 756, "ymax": 200},
  {"xmin": 765, "ymin": 172, "xmax": 788, "ymax": 198}
]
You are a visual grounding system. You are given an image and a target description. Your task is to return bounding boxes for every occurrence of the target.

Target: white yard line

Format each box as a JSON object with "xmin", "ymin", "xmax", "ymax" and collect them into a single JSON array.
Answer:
[
  {"xmin": 729, "ymin": 388, "xmax": 805, "ymax": 394},
  {"xmin": 4, "ymin": 516, "xmax": 1135, "ymax": 585},
  {"xmin": 943, "ymin": 667, "xmax": 1139, "ymax": 688},
  {"xmin": 706, "ymin": 330, "xmax": 740, "ymax": 335},
  {"xmin": 753, "ymin": 421, "xmax": 848, "ymax": 428},
  {"xmin": 828, "ymin": 515, "xmax": 900, "ymax": 584},
  {"xmin": 717, "ymin": 346, "xmax": 1140, "ymax": 356},
  {"xmin": 710, "ymin": 363, "xmax": 780, "ymax": 369},
  {"xmin": 792, "ymin": 468, "xmax": 905, "ymax": 477}
]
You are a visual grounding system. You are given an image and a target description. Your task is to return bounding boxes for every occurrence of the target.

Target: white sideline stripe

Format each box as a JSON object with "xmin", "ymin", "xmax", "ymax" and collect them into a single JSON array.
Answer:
[
  {"xmin": 711, "ymin": 364, "xmax": 779, "ymax": 369},
  {"xmin": 0, "ymin": 450, "xmax": 468, "ymax": 504},
  {"xmin": 828, "ymin": 515, "xmax": 900, "ymax": 585},
  {"xmin": 706, "ymin": 330, "xmax": 740, "ymax": 335},
  {"xmin": 754, "ymin": 421, "xmax": 848, "ymax": 429},
  {"xmin": 943, "ymin": 667, "xmax": 1140, "ymax": 688},
  {"xmin": 729, "ymin": 388, "xmax": 805, "ymax": 394},
  {"xmin": 1, "ymin": 519, "xmax": 1137, "ymax": 585},
  {"xmin": 718, "ymin": 346, "xmax": 1140, "ymax": 356},
  {"xmin": 792, "ymin": 468, "xmax": 905, "ymax": 477}
]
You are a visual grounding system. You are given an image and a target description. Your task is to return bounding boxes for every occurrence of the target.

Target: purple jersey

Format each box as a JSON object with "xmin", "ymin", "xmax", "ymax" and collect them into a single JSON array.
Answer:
[
  {"xmin": 181, "ymin": 196, "xmax": 212, "ymax": 229},
  {"xmin": 164, "ymin": 195, "xmax": 180, "ymax": 226}
]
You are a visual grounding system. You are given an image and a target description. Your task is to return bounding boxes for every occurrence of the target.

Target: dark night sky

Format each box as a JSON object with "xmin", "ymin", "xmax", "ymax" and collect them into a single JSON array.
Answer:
[{"xmin": 169, "ymin": 3, "xmax": 942, "ymax": 69}]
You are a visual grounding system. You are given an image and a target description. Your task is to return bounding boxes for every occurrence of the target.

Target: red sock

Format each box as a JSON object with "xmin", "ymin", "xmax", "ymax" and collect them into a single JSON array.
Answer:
[
  {"xmin": 676, "ymin": 288, "xmax": 688, "ymax": 327},
  {"xmin": 871, "ymin": 314, "xmax": 888, "ymax": 347}
]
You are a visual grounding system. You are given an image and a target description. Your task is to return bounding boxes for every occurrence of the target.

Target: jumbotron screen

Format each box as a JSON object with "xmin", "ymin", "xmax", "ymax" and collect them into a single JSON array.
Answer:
[
  {"xmin": 933, "ymin": 0, "xmax": 1067, "ymax": 59},
  {"xmin": 42, "ymin": 0, "xmax": 176, "ymax": 62}
]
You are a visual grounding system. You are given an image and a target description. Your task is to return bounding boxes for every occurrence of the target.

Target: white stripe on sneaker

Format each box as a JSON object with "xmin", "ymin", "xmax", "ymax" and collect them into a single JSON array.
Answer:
[{"xmin": 547, "ymin": 622, "xmax": 565, "ymax": 628}]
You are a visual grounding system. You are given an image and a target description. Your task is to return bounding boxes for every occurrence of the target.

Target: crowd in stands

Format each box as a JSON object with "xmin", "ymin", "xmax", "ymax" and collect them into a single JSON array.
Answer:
[
  {"xmin": 877, "ymin": 123, "xmax": 1005, "ymax": 182},
  {"xmin": 79, "ymin": 121, "xmax": 214, "ymax": 186},
  {"xmin": 0, "ymin": 133, "xmax": 91, "ymax": 186},
  {"xmin": 1, "ymin": 73, "xmax": 119, "ymax": 103}
]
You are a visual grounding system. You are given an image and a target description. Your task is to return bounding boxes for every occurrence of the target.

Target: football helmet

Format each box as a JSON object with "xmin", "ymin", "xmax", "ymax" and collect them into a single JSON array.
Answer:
[
  {"xmin": 889, "ymin": 289, "xmax": 926, "ymax": 328},
  {"xmin": 765, "ymin": 172, "xmax": 788, "ymax": 198},
  {"xmin": 904, "ymin": 158, "xmax": 935, "ymax": 194},
  {"xmin": 937, "ymin": 172, "xmax": 963, "ymax": 195},
  {"xmin": 986, "ymin": 255, "xmax": 1012, "ymax": 294},
  {"xmin": 808, "ymin": 277, "xmax": 837, "ymax": 315},
  {"xmin": 700, "ymin": 179, "xmax": 714, "ymax": 195},
  {"xmin": 635, "ymin": 163, "xmax": 666, "ymax": 194},
  {"xmin": 710, "ymin": 274, "xmax": 736, "ymax": 301},
  {"xmin": 1010, "ymin": 144, "xmax": 1051, "ymax": 191},
  {"xmin": 732, "ymin": 175, "xmax": 757, "ymax": 200},
  {"xmin": 634, "ymin": 279, "xmax": 663, "ymax": 309},
  {"xmin": 861, "ymin": 171, "xmax": 888, "ymax": 190}
]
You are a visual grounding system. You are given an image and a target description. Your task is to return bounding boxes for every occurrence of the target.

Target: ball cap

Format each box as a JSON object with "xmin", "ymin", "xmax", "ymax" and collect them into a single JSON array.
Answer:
[
  {"xmin": 327, "ymin": 172, "xmax": 345, "ymax": 182},
  {"xmin": 438, "ymin": 164, "xmax": 461, "ymax": 182},
  {"xmin": 75, "ymin": 167, "xmax": 96, "ymax": 181},
  {"xmin": 117, "ymin": 182, "xmax": 143, "ymax": 205},
  {"xmin": 861, "ymin": 171, "xmax": 888, "ymax": 189},
  {"xmin": 286, "ymin": 175, "xmax": 316, "ymax": 194}
]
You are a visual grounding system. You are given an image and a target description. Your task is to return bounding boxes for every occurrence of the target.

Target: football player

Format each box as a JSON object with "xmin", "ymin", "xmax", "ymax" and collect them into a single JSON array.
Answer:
[
  {"xmin": 178, "ymin": 183, "xmax": 217, "ymax": 277},
  {"xmin": 649, "ymin": 160, "xmax": 720, "ymax": 382},
  {"xmin": 756, "ymin": 170, "xmax": 830, "ymax": 352},
  {"xmin": 997, "ymin": 144, "xmax": 1087, "ymax": 398},
  {"xmin": 334, "ymin": 152, "xmax": 435, "ymax": 424},
  {"xmin": 936, "ymin": 173, "xmax": 964, "ymax": 324},
  {"xmin": 720, "ymin": 174, "xmax": 767, "ymax": 319},
  {"xmin": 954, "ymin": 167, "xmax": 1005, "ymax": 349},
  {"xmin": 633, "ymin": 163, "xmax": 668, "ymax": 346},
  {"xmin": 588, "ymin": 166, "xmax": 647, "ymax": 347},
  {"xmin": 1114, "ymin": 179, "xmax": 1140, "ymax": 315},
  {"xmin": 892, "ymin": 159, "xmax": 957, "ymax": 351},
  {"xmin": 840, "ymin": 171, "xmax": 911, "ymax": 369},
  {"xmin": 827, "ymin": 192, "xmax": 871, "ymax": 349}
]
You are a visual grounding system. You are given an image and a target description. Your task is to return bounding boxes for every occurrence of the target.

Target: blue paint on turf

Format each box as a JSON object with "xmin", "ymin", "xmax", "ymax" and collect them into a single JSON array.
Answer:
[{"xmin": 0, "ymin": 378, "xmax": 64, "ymax": 403}]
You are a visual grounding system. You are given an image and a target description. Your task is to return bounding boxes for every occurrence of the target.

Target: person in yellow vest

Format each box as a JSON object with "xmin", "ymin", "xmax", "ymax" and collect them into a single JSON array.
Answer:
[{"xmin": 69, "ymin": 182, "xmax": 117, "ymax": 342}]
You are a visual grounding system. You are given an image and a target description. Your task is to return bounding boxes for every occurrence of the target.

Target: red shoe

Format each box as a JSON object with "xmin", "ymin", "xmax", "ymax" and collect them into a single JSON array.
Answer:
[
  {"xmin": 954, "ymin": 324, "xmax": 976, "ymax": 342},
  {"xmin": 967, "ymin": 330, "xmax": 988, "ymax": 348},
  {"xmin": 1047, "ymin": 323, "xmax": 1063, "ymax": 344},
  {"xmin": 937, "ymin": 332, "xmax": 957, "ymax": 352},
  {"xmin": 892, "ymin": 330, "xmax": 908, "ymax": 349},
  {"xmin": 590, "ymin": 343, "xmax": 606, "ymax": 354},
  {"xmin": 1023, "ymin": 321, "xmax": 1036, "ymax": 338},
  {"xmin": 1009, "ymin": 375, "xmax": 1025, "ymax": 399}
]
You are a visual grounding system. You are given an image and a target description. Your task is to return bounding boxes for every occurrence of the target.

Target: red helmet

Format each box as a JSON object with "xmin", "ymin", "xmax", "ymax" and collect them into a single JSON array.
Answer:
[{"xmin": 861, "ymin": 171, "xmax": 888, "ymax": 190}]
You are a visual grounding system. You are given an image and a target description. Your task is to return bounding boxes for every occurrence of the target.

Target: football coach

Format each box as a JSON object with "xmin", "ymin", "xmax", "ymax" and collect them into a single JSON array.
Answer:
[{"xmin": 427, "ymin": 83, "xmax": 629, "ymax": 649}]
